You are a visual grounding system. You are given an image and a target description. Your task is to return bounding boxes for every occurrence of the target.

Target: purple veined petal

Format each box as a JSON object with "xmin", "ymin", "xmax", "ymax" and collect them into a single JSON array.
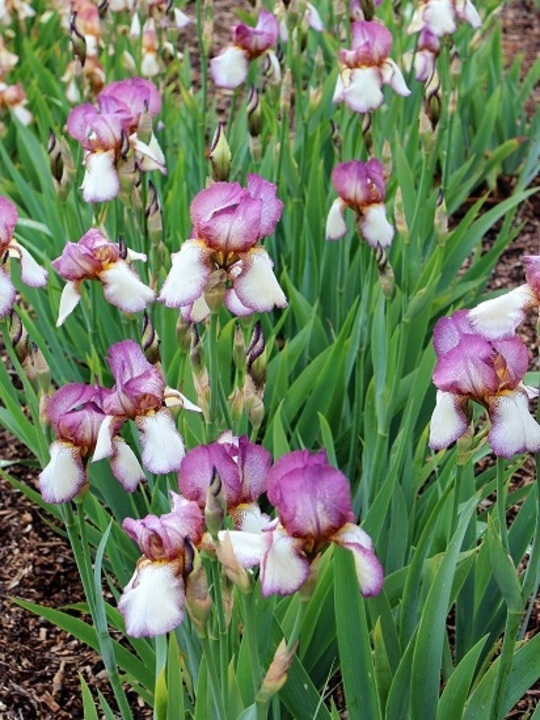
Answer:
[
  {"xmin": 158, "ymin": 239, "xmax": 212, "ymax": 309},
  {"xmin": 0, "ymin": 267, "xmax": 16, "ymax": 317},
  {"xmin": 210, "ymin": 46, "xmax": 250, "ymax": 89},
  {"xmin": 66, "ymin": 103, "xmax": 96, "ymax": 143},
  {"xmin": 98, "ymin": 77, "xmax": 162, "ymax": 123},
  {"xmin": 111, "ymin": 437, "xmax": 146, "ymax": 491},
  {"xmin": 236, "ymin": 436, "xmax": 271, "ymax": 503},
  {"xmin": 52, "ymin": 234, "xmax": 109, "ymax": 281},
  {"xmin": 39, "ymin": 441, "xmax": 87, "ymax": 504},
  {"xmin": 332, "ymin": 523, "xmax": 384, "ymax": 597},
  {"xmin": 246, "ymin": 174, "xmax": 284, "ymax": 237},
  {"xmin": 455, "ymin": 0, "xmax": 481, "ymax": 28},
  {"xmin": 380, "ymin": 59, "xmax": 411, "ymax": 97},
  {"xmin": 492, "ymin": 337, "xmax": 529, "ymax": 388},
  {"xmin": 260, "ymin": 527, "xmax": 311, "ymax": 597},
  {"xmin": 305, "ymin": 3, "xmax": 324, "ymax": 31},
  {"xmin": 81, "ymin": 150, "xmax": 120, "ymax": 203},
  {"xmin": 467, "ymin": 285, "xmax": 535, "ymax": 340},
  {"xmin": 232, "ymin": 248, "xmax": 288, "ymax": 314},
  {"xmin": 168, "ymin": 492, "xmax": 206, "ymax": 544},
  {"xmin": 46, "ymin": 383, "xmax": 107, "ymax": 446},
  {"xmin": 11, "ymin": 243, "xmax": 48, "ymax": 287},
  {"xmin": 106, "ymin": 339, "xmax": 163, "ymax": 391},
  {"xmin": 0, "ymin": 196, "xmax": 18, "ymax": 245},
  {"xmin": 428, "ymin": 390, "xmax": 470, "ymax": 450},
  {"xmin": 331, "ymin": 159, "xmax": 386, "ymax": 208},
  {"xmin": 326, "ymin": 199, "xmax": 348, "ymax": 241},
  {"xmin": 218, "ymin": 529, "xmax": 263, "ymax": 568},
  {"xmin": 359, "ymin": 204, "xmax": 395, "ymax": 249},
  {"xmin": 130, "ymin": 132, "xmax": 167, "ymax": 175},
  {"xmin": 137, "ymin": 409, "xmax": 185, "ymax": 474},
  {"xmin": 487, "ymin": 390, "xmax": 540, "ymax": 458},
  {"xmin": 100, "ymin": 262, "xmax": 156, "ymax": 313},
  {"xmin": 119, "ymin": 559, "xmax": 185, "ymax": 637},
  {"xmin": 423, "ymin": 0, "xmax": 457, "ymax": 36},
  {"xmin": 232, "ymin": 503, "xmax": 271, "ymax": 532},
  {"xmin": 93, "ymin": 414, "xmax": 118, "ymax": 461},
  {"xmin": 342, "ymin": 67, "xmax": 384, "ymax": 113},
  {"xmin": 56, "ymin": 281, "xmax": 82, "ymax": 327},
  {"xmin": 432, "ymin": 309, "xmax": 474, "ymax": 356},
  {"xmin": 414, "ymin": 49, "xmax": 437, "ymax": 83}
]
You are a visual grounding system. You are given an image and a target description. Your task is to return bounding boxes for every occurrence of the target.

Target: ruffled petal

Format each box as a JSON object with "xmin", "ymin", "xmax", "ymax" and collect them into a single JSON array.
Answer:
[
  {"xmin": 119, "ymin": 559, "xmax": 185, "ymax": 637},
  {"xmin": 487, "ymin": 391, "xmax": 540, "ymax": 458},
  {"xmin": 467, "ymin": 285, "xmax": 535, "ymax": 340},
  {"xmin": 429, "ymin": 390, "xmax": 469, "ymax": 450},
  {"xmin": 342, "ymin": 67, "xmax": 384, "ymax": 113},
  {"xmin": 158, "ymin": 240, "xmax": 212, "ymax": 309},
  {"xmin": 137, "ymin": 409, "xmax": 185, "ymax": 474},
  {"xmin": 100, "ymin": 262, "xmax": 156, "ymax": 313},
  {"xmin": 232, "ymin": 248, "xmax": 287, "ymax": 314},
  {"xmin": 39, "ymin": 441, "xmax": 87, "ymax": 504}
]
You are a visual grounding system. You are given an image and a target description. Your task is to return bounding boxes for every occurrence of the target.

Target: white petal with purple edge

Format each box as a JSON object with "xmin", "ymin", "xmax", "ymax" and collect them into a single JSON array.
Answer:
[
  {"xmin": 158, "ymin": 240, "xmax": 211, "ymax": 309},
  {"xmin": 260, "ymin": 527, "xmax": 310, "ymax": 597},
  {"xmin": 81, "ymin": 150, "xmax": 120, "ymax": 203},
  {"xmin": 56, "ymin": 281, "xmax": 82, "ymax": 327},
  {"xmin": 342, "ymin": 67, "xmax": 384, "ymax": 113},
  {"xmin": 93, "ymin": 415, "xmax": 116, "ymax": 462},
  {"xmin": 0, "ymin": 268, "xmax": 16, "ymax": 317},
  {"xmin": 456, "ymin": 0, "xmax": 481, "ymax": 27},
  {"xmin": 39, "ymin": 441, "xmax": 87, "ymax": 504},
  {"xmin": 332, "ymin": 523, "xmax": 384, "ymax": 597},
  {"xmin": 381, "ymin": 59, "xmax": 411, "ymax": 97},
  {"xmin": 333, "ymin": 72, "xmax": 345, "ymax": 103},
  {"xmin": 424, "ymin": 0, "xmax": 456, "ymax": 36},
  {"xmin": 101, "ymin": 262, "xmax": 156, "ymax": 313},
  {"xmin": 13, "ymin": 244, "xmax": 48, "ymax": 287},
  {"xmin": 467, "ymin": 285, "xmax": 534, "ymax": 340},
  {"xmin": 224, "ymin": 287, "xmax": 254, "ymax": 317},
  {"xmin": 488, "ymin": 392, "xmax": 540, "ymax": 458},
  {"xmin": 306, "ymin": 3, "xmax": 324, "ymax": 31},
  {"xmin": 111, "ymin": 438, "xmax": 146, "ymax": 491},
  {"xmin": 359, "ymin": 204, "xmax": 395, "ymax": 249},
  {"xmin": 218, "ymin": 530, "xmax": 263, "ymax": 567},
  {"xmin": 325, "ymin": 199, "xmax": 348, "ymax": 241},
  {"xmin": 233, "ymin": 248, "xmax": 287, "ymax": 314},
  {"xmin": 429, "ymin": 390, "xmax": 469, "ymax": 450},
  {"xmin": 137, "ymin": 409, "xmax": 185, "ymax": 474},
  {"xmin": 131, "ymin": 133, "xmax": 167, "ymax": 174},
  {"xmin": 210, "ymin": 46, "xmax": 249, "ymax": 89},
  {"xmin": 119, "ymin": 560, "xmax": 185, "ymax": 637}
]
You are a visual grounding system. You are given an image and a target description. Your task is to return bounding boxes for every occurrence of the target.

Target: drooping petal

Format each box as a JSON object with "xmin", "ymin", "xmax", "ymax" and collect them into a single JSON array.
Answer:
[
  {"xmin": 81, "ymin": 150, "xmax": 120, "ymax": 203},
  {"xmin": 359, "ymin": 204, "xmax": 395, "ymax": 249},
  {"xmin": 224, "ymin": 288, "xmax": 254, "ymax": 317},
  {"xmin": 332, "ymin": 523, "xmax": 384, "ymax": 597},
  {"xmin": 178, "ymin": 443, "xmax": 240, "ymax": 508},
  {"xmin": 325, "ymin": 199, "xmax": 348, "ymax": 241},
  {"xmin": 111, "ymin": 437, "xmax": 146, "ymax": 491},
  {"xmin": 305, "ymin": 3, "xmax": 324, "ymax": 31},
  {"xmin": 423, "ymin": 0, "xmax": 457, "ymax": 36},
  {"xmin": 487, "ymin": 391, "xmax": 540, "ymax": 458},
  {"xmin": 428, "ymin": 390, "xmax": 469, "ymax": 450},
  {"xmin": 56, "ymin": 281, "xmax": 82, "ymax": 327},
  {"xmin": 246, "ymin": 174, "xmax": 283, "ymax": 237},
  {"xmin": 93, "ymin": 414, "xmax": 118, "ymax": 461},
  {"xmin": 0, "ymin": 196, "xmax": 18, "ymax": 245},
  {"xmin": 455, "ymin": 0, "xmax": 481, "ymax": 28},
  {"xmin": 119, "ymin": 559, "xmax": 185, "ymax": 637},
  {"xmin": 0, "ymin": 267, "xmax": 16, "ymax": 317},
  {"xmin": 342, "ymin": 67, "xmax": 384, "ymax": 113},
  {"xmin": 210, "ymin": 46, "xmax": 250, "ymax": 89},
  {"xmin": 100, "ymin": 262, "xmax": 156, "ymax": 313},
  {"xmin": 131, "ymin": 133, "xmax": 167, "ymax": 174},
  {"xmin": 39, "ymin": 441, "xmax": 87, "ymax": 504},
  {"xmin": 158, "ymin": 240, "xmax": 212, "ymax": 309},
  {"xmin": 137, "ymin": 409, "xmax": 185, "ymax": 474},
  {"xmin": 260, "ymin": 527, "xmax": 311, "ymax": 597},
  {"xmin": 380, "ymin": 58, "xmax": 411, "ymax": 97},
  {"xmin": 467, "ymin": 285, "xmax": 535, "ymax": 340},
  {"xmin": 218, "ymin": 529, "xmax": 263, "ymax": 568},
  {"xmin": 11, "ymin": 243, "xmax": 48, "ymax": 287},
  {"xmin": 232, "ymin": 247, "xmax": 287, "ymax": 314}
]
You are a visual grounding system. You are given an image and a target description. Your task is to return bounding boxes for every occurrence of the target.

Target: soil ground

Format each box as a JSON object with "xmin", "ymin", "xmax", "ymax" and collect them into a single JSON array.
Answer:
[{"xmin": 0, "ymin": 1, "xmax": 539, "ymax": 718}]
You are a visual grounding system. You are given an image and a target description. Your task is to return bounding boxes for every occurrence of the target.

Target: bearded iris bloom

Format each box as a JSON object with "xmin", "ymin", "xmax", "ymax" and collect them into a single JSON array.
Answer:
[
  {"xmin": 408, "ymin": 0, "xmax": 481, "ymax": 37},
  {"xmin": 159, "ymin": 174, "xmax": 287, "ymax": 321},
  {"xmin": 429, "ymin": 310, "xmax": 540, "ymax": 457},
  {"xmin": 0, "ymin": 197, "xmax": 47, "ymax": 317},
  {"xmin": 39, "ymin": 383, "xmax": 145, "ymax": 503},
  {"xmin": 326, "ymin": 159, "xmax": 394, "ymax": 249},
  {"xmin": 210, "ymin": 9, "xmax": 280, "ymax": 89},
  {"xmin": 119, "ymin": 493, "xmax": 205, "ymax": 637},
  {"xmin": 333, "ymin": 21, "xmax": 410, "ymax": 114},
  {"xmin": 220, "ymin": 449, "xmax": 384, "ymax": 598},
  {"xmin": 52, "ymin": 228, "xmax": 155, "ymax": 326},
  {"xmin": 93, "ymin": 340, "xmax": 200, "ymax": 475}
]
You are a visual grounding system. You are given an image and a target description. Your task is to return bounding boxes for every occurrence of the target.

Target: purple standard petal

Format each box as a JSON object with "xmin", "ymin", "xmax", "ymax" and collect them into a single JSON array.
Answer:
[
  {"xmin": 52, "ymin": 228, "xmax": 118, "ymax": 280},
  {"xmin": 0, "ymin": 196, "xmax": 18, "ymax": 246},
  {"xmin": 492, "ymin": 337, "xmax": 529, "ymax": 388},
  {"xmin": 46, "ymin": 383, "xmax": 109, "ymax": 446},
  {"xmin": 246, "ymin": 174, "xmax": 283, "ymax": 237},
  {"xmin": 235, "ymin": 435, "xmax": 271, "ymax": 503},
  {"xmin": 198, "ymin": 195, "xmax": 263, "ymax": 253},
  {"xmin": 232, "ymin": 9, "xmax": 278, "ymax": 57},
  {"xmin": 487, "ymin": 390, "xmax": 540, "ymax": 458},
  {"xmin": 350, "ymin": 21, "xmax": 392, "ymax": 63},
  {"xmin": 267, "ymin": 449, "xmax": 355, "ymax": 544},
  {"xmin": 104, "ymin": 339, "xmax": 164, "ymax": 416},
  {"xmin": 119, "ymin": 559, "xmax": 185, "ymax": 637},
  {"xmin": 67, "ymin": 104, "xmax": 123, "ymax": 151},
  {"xmin": 331, "ymin": 159, "xmax": 387, "ymax": 209},
  {"xmin": 190, "ymin": 182, "xmax": 244, "ymax": 229},
  {"xmin": 98, "ymin": 77, "xmax": 162, "ymax": 127},
  {"xmin": 432, "ymin": 310, "xmax": 475, "ymax": 356},
  {"xmin": 178, "ymin": 443, "xmax": 240, "ymax": 508},
  {"xmin": 432, "ymin": 335, "xmax": 500, "ymax": 397}
]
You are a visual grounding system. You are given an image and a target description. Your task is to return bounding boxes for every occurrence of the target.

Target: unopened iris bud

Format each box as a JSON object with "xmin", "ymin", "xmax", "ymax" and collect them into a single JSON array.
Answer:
[
  {"xmin": 176, "ymin": 315, "xmax": 193, "ymax": 352},
  {"xmin": 233, "ymin": 323, "xmax": 246, "ymax": 370},
  {"xmin": 330, "ymin": 120, "xmax": 342, "ymax": 151},
  {"xmin": 381, "ymin": 139, "xmax": 392, "ymax": 178},
  {"xmin": 48, "ymin": 129, "xmax": 63, "ymax": 184},
  {"xmin": 246, "ymin": 321, "xmax": 266, "ymax": 389},
  {"xmin": 185, "ymin": 550, "xmax": 212, "ymax": 637},
  {"xmin": 280, "ymin": 68, "xmax": 292, "ymax": 116},
  {"xmin": 247, "ymin": 86, "xmax": 262, "ymax": 138},
  {"xmin": 434, "ymin": 190, "xmax": 448, "ymax": 246},
  {"xmin": 360, "ymin": 0, "xmax": 375, "ymax": 21},
  {"xmin": 209, "ymin": 123, "xmax": 232, "ymax": 182},
  {"xmin": 190, "ymin": 328, "xmax": 210, "ymax": 418},
  {"xmin": 145, "ymin": 181, "xmax": 163, "ymax": 245},
  {"xmin": 205, "ymin": 469, "xmax": 226, "ymax": 539},
  {"xmin": 256, "ymin": 639, "xmax": 297, "ymax": 704},
  {"xmin": 70, "ymin": 13, "xmax": 87, "ymax": 66},
  {"xmin": 425, "ymin": 69, "xmax": 441, "ymax": 128},
  {"xmin": 23, "ymin": 343, "xmax": 51, "ymax": 394},
  {"xmin": 98, "ymin": 0, "xmax": 108, "ymax": 19},
  {"xmin": 393, "ymin": 187, "xmax": 408, "ymax": 239},
  {"xmin": 375, "ymin": 246, "xmax": 395, "ymax": 298},
  {"xmin": 8, "ymin": 310, "xmax": 29, "ymax": 363},
  {"xmin": 142, "ymin": 312, "xmax": 160, "ymax": 365},
  {"xmin": 204, "ymin": 269, "xmax": 227, "ymax": 313},
  {"xmin": 362, "ymin": 113, "xmax": 372, "ymax": 153}
]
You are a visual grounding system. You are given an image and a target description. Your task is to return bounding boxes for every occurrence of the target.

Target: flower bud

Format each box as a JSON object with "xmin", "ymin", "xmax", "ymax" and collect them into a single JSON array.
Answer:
[
  {"xmin": 70, "ymin": 13, "xmax": 87, "ymax": 66},
  {"xmin": 209, "ymin": 123, "xmax": 232, "ymax": 182},
  {"xmin": 8, "ymin": 310, "xmax": 29, "ymax": 363},
  {"xmin": 204, "ymin": 269, "xmax": 227, "ymax": 314},
  {"xmin": 145, "ymin": 181, "xmax": 163, "ymax": 246},
  {"xmin": 185, "ymin": 548, "xmax": 212, "ymax": 637},
  {"xmin": 375, "ymin": 246, "xmax": 395, "ymax": 298},
  {"xmin": 22, "ymin": 343, "xmax": 51, "ymax": 394},
  {"xmin": 256, "ymin": 639, "xmax": 297, "ymax": 704},
  {"xmin": 205, "ymin": 469, "xmax": 226, "ymax": 539},
  {"xmin": 176, "ymin": 315, "xmax": 193, "ymax": 353},
  {"xmin": 233, "ymin": 323, "xmax": 246, "ymax": 370},
  {"xmin": 48, "ymin": 129, "xmax": 63, "ymax": 184},
  {"xmin": 247, "ymin": 86, "xmax": 262, "ymax": 138},
  {"xmin": 246, "ymin": 321, "xmax": 266, "ymax": 389},
  {"xmin": 434, "ymin": 190, "xmax": 448, "ymax": 247},
  {"xmin": 393, "ymin": 187, "xmax": 408, "ymax": 239},
  {"xmin": 142, "ymin": 312, "xmax": 161, "ymax": 365}
]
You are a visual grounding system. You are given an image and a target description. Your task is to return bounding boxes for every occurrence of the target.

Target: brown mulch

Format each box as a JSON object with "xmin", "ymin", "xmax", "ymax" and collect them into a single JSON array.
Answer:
[{"xmin": 0, "ymin": 1, "xmax": 539, "ymax": 719}]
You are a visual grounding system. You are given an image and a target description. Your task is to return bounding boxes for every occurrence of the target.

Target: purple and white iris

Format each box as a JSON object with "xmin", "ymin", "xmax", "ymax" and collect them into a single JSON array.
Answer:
[
  {"xmin": 0, "ymin": 196, "xmax": 47, "ymax": 317},
  {"xmin": 52, "ymin": 228, "xmax": 155, "ymax": 326},
  {"xmin": 333, "ymin": 21, "xmax": 410, "ymax": 114},
  {"xmin": 119, "ymin": 493, "xmax": 205, "ymax": 637},
  {"xmin": 159, "ymin": 175, "xmax": 287, "ymax": 321},
  {"xmin": 210, "ymin": 9, "xmax": 280, "ymax": 89},
  {"xmin": 429, "ymin": 310, "xmax": 540, "ymax": 457},
  {"xmin": 326, "ymin": 158, "xmax": 394, "ymax": 249},
  {"xmin": 220, "ymin": 449, "xmax": 384, "ymax": 598},
  {"xmin": 408, "ymin": 0, "xmax": 481, "ymax": 38}
]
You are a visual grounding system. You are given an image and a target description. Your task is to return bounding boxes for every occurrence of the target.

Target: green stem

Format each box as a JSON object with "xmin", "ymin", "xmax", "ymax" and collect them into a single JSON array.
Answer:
[
  {"xmin": 496, "ymin": 456, "xmax": 509, "ymax": 553},
  {"xmin": 241, "ymin": 591, "xmax": 262, "ymax": 701},
  {"xmin": 490, "ymin": 609, "xmax": 522, "ymax": 720},
  {"xmin": 200, "ymin": 636, "xmax": 227, "ymax": 720},
  {"xmin": 211, "ymin": 560, "xmax": 228, "ymax": 706},
  {"xmin": 207, "ymin": 312, "xmax": 220, "ymax": 435}
]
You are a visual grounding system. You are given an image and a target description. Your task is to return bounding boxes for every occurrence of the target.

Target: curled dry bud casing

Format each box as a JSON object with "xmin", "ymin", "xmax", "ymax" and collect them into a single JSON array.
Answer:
[{"xmin": 208, "ymin": 122, "xmax": 232, "ymax": 182}]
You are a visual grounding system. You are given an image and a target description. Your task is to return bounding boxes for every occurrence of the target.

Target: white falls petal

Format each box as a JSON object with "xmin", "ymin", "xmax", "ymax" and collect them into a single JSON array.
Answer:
[
  {"xmin": 137, "ymin": 409, "xmax": 185, "ymax": 474},
  {"xmin": 260, "ymin": 527, "xmax": 310, "ymax": 597},
  {"xmin": 381, "ymin": 59, "xmax": 411, "ymax": 97},
  {"xmin": 0, "ymin": 267, "xmax": 16, "ymax": 317},
  {"xmin": 56, "ymin": 281, "xmax": 82, "ymax": 327},
  {"xmin": 488, "ymin": 391, "xmax": 540, "ymax": 458},
  {"xmin": 342, "ymin": 67, "xmax": 384, "ymax": 113},
  {"xmin": 93, "ymin": 415, "xmax": 116, "ymax": 462},
  {"xmin": 13, "ymin": 243, "xmax": 48, "ymax": 287},
  {"xmin": 81, "ymin": 150, "xmax": 120, "ymax": 203},
  {"xmin": 111, "ymin": 438, "xmax": 146, "ymax": 491},
  {"xmin": 210, "ymin": 46, "xmax": 249, "ymax": 89},
  {"xmin": 429, "ymin": 390, "xmax": 469, "ymax": 450},
  {"xmin": 467, "ymin": 285, "xmax": 535, "ymax": 340},
  {"xmin": 325, "ymin": 199, "xmax": 348, "ymax": 241},
  {"xmin": 218, "ymin": 530, "xmax": 263, "ymax": 567},
  {"xmin": 158, "ymin": 240, "xmax": 211, "ymax": 309},
  {"xmin": 232, "ymin": 248, "xmax": 287, "ymax": 314},
  {"xmin": 39, "ymin": 441, "xmax": 87, "ymax": 504},
  {"xmin": 100, "ymin": 262, "xmax": 156, "ymax": 313},
  {"xmin": 359, "ymin": 204, "xmax": 395, "ymax": 249}
]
